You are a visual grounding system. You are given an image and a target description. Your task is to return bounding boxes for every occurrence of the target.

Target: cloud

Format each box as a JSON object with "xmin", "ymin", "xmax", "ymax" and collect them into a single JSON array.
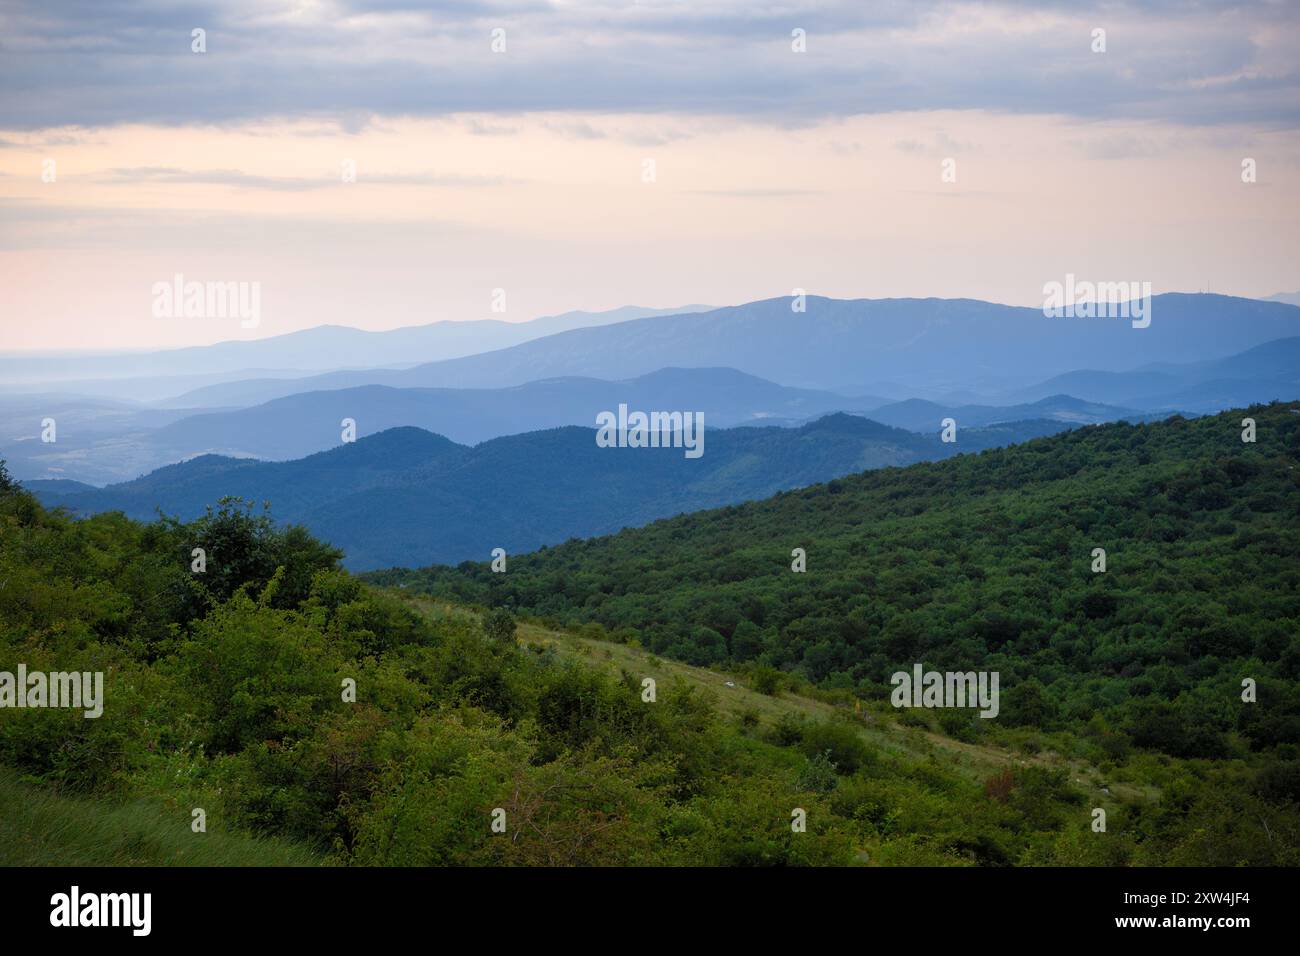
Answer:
[
  {"xmin": 0, "ymin": 132, "xmax": 99, "ymax": 149},
  {"xmin": 894, "ymin": 131, "xmax": 981, "ymax": 156},
  {"xmin": 539, "ymin": 119, "xmax": 698, "ymax": 147},
  {"xmin": 0, "ymin": 196, "xmax": 477, "ymax": 250},
  {"xmin": 0, "ymin": 1, "xmax": 1296, "ymax": 130},
  {"xmin": 463, "ymin": 117, "xmax": 518, "ymax": 136},
  {"xmin": 542, "ymin": 120, "xmax": 608, "ymax": 141},
  {"xmin": 1067, "ymin": 134, "xmax": 1167, "ymax": 160},
  {"xmin": 93, "ymin": 166, "xmax": 516, "ymax": 190},
  {"xmin": 689, "ymin": 188, "xmax": 823, "ymax": 198}
]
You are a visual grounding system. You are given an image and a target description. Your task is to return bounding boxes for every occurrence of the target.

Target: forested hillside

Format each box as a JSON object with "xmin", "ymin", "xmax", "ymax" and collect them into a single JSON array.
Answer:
[
  {"xmin": 4, "ymin": 446, "xmax": 1297, "ymax": 866},
  {"xmin": 376, "ymin": 403, "xmax": 1300, "ymax": 763}
]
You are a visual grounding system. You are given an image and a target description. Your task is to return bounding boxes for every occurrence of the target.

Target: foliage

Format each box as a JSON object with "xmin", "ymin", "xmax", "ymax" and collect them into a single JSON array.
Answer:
[
  {"xmin": 4, "ymin": 405, "xmax": 1299, "ymax": 866},
  {"xmin": 380, "ymin": 405, "xmax": 1300, "ymax": 765}
]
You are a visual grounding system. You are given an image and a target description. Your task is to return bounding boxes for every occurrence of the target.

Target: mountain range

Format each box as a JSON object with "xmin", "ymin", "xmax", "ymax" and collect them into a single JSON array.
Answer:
[
  {"xmin": 0, "ymin": 304, "xmax": 712, "ymax": 399},
  {"xmin": 160, "ymin": 293, "xmax": 1300, "ymax": 407},
  {"xmin": 27, "ymin": 413, "xmax": 1083, "ymax": 570},
  {"xmin": 1004, "ymin": 337, "xmax": 1300, "ymax": 411},
  {"xmin": 4, "ymin": 294, "xmax": 1296, "ymax": 488},
  {"xmin": 863, "ymin": 395, "xmax": 1159, "ymax": 432},
  {"xmin": 1, "ymin": 369, "xmax": 1159, "ymax": 485}
]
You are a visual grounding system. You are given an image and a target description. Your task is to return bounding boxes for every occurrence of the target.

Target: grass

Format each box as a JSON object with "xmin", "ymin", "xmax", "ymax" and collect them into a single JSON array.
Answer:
[
  {"xmin": 1, "ymin": 596, "xmax": 1138, "ymax": 867},
  {"xmin": 409, "ymin": 597, "xmax": 1132, "ymax": 801},
  {"xmin": 0, "ymin": 767, "xmax": 324, "ymax": 867}
]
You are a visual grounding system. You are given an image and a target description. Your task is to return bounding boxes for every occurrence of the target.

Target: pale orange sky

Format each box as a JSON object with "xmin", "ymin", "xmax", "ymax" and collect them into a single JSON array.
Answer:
[
  {"xmin": 2, "ymin": 111, "xmax": 1295, "ymax": 351},
  {"xmin": 1, "ymin": 1, "xmax": 1297, "ymax": 351}
]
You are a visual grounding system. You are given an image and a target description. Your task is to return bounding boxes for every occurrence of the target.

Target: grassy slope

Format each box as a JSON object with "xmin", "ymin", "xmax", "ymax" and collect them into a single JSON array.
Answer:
[
  {"xmin": 412, "ymin": 599, "xmax": 1145, "ymax": 806},
  {"xmin": 0, "ymin": 768, "xmax": 324, "ymax": 867},
  {"xmin": 0, "ymin": 596, "xmax": 1144, "ymax": 868}
]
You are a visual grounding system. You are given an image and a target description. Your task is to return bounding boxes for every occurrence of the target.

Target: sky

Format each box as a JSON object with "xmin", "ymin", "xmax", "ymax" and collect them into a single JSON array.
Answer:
[{"xmin": 0, "ymin": 0, "xmax": 1297, "ymax": 351}]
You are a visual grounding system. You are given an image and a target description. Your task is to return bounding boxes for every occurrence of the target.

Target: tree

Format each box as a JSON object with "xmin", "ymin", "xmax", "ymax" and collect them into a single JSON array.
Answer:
[{"xmin": 483, "ymin": 608, "xmax": 517, "ymax": 647}]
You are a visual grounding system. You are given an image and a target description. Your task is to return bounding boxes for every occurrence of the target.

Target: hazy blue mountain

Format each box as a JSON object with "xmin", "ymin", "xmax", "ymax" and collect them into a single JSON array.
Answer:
[
  {"xmin": 22, "ymin": 478, "xmax": 95, "ymax": 496},
  {"xmin": 1264, "ymin": 292, "xmax": 1300, "ymax": 307},
  {"xmin": 1008, "ymin": 337, "xmax": 1300, "ymax": 411},
  {"xmin": 143, "ymin": 367, "xmax": 877, "ymax": 459},
  {"xmin": 164, "ymin": 293, "xmax": 1300, "ymax": 406},
  {"xmin": 0, "ymin": 392, "xmax": 238, "ymax": 485},
  {"xmin": 1187, "ymin": 336, "xmax": 1300, "ymax": 379},
  {"xmin": 28, "ymin": 414, "xmax": 1084, "ymax": 570},
  {"xmin": 865, "ymin": 394, "xmax": 1154, "ymax": 433},
  {"xmin": 0, "ymin": 368, "xmax": 340, "ymax": 404},
  {"xmin": 1128, "ymin": 378, "xmax": 1300, "ymax": 414},
  {"xmin": 0, "ymin": 393, "xmax": 197, "ymax": 440},
  {"xmin": 0, "ymin": 304, "xmax": 712, "ymax": 395},
  {"xmin": 2, "ymin": 367, "xmax": 879, "ymax": 483}
]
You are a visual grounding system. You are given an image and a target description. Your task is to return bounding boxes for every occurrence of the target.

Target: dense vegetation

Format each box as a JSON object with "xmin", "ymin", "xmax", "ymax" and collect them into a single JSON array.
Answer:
[
  {"xmin": 377, "ymin": 404, "xmax": 1300, "ymax": 753},
  {"xmin": 0, "ymin": 469, "xmax": 1094, "ymax": 866},
  {"xmin": 3, "ymin": 405, "xmax": 1298, "ymax": 866},
  {"xmin": 0, "ymin": 479, "xmax": 845, "ymax": 864},
  {"xmin": 372, "ymin": 405, "xmax": 1300, "ymax": 857}
]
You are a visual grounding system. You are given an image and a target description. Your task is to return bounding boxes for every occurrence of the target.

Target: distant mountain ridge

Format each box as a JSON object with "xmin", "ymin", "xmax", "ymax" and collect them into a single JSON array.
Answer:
[
  {"xmin": 1264, "ymin": 292, "xmax": 1300, "ymax": 308},
  {"xmin": 866, "ymin": 394, "xmax": 1159, "ymax": 432},
  {"xmin": 6, "ymin": 297, "xmax": 1292, "ymax": 487},
  {"xmin": 3, "ymin": 367, "xmax": 875, "ymax": 483},
  {"xmin": 1006, "ymin": 337, "xmax": 1300, "ymax": 411},
  {"xmin": 139, "ymin": 367, "xmax": 873, "ymax": 461},
  {"xmin": 0, "ymin": 304, "xmax": 713, "ymax": 394},
  {"xmin": 2, "ymin": 367, "xmax": 1152, "ymax": 485},
  {"xmin": 28, "ymin": 413, "xmax": 1086, "ymax": 570},
  {"xmin": 164, "ymin": 293, "xmax": 1300, "ymax": 407}
]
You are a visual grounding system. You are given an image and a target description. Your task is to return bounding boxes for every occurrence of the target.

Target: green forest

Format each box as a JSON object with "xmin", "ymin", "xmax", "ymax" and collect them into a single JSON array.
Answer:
[
  {"xmin": 2, "ymin": 403, "xmax": 1298, "ymax": 866},
  {"xmin": 377, "ymin": 403, "xmax": 1300, "ymax": 759}
]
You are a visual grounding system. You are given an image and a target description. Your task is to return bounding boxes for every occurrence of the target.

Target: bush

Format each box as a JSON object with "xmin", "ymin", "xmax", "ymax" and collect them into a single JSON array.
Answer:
[
  {"xmin": 795, "ymin": 751, "xmax": 840, "ymax": 794},
  {"xmin": 750, "ymin": 665, "xmax": 783, "ymax": 697},
  {"xmin": 482, "ymin": 608, "xmax": 517, "ymax": 647},
  {"xmin": 799, "ymin": 719, "xmax": 875, "ymax": 775}
]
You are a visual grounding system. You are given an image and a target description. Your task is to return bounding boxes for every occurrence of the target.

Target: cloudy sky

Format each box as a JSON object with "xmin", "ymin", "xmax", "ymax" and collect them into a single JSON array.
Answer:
[{"xmin": 1, "ymin": 0, "xmax": 1297, "ymax": 350}]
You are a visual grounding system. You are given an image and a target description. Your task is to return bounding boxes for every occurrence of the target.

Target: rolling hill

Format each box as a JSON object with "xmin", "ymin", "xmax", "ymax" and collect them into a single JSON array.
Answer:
[
  {"xmin": 16, "ymin": 465, "xmax": 1291, "ymax": 868},
  {"xmin": 135, "ymin": 368, "xmax": 879, "ymax": 462},
  {"xmin": 865, "ymin": 395, "xmax": 1157, "ymax": 432},
  {"xmin": 28, "ymin": 413, "xmax": 1078, "ymax": 570},
  {"xmin": 1007, "ymin": 337, "xmax": 1300, "ymax": 410},
  {"xmin": 1, "ymin": 367, "xmax": 880, "ymax": 483},
  {"xmin": 14, "ymin": 368, "xmax": 1151, "ymax": 486},
  {"xmin": 376, "ymin": 402, "xmax": 1300, "ymax": 761}
]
